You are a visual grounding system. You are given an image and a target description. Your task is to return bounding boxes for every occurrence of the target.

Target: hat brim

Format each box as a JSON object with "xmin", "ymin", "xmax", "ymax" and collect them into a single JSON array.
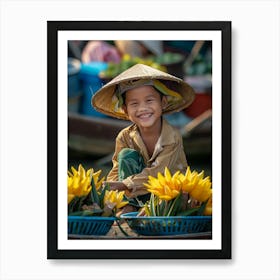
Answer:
[{"xmin": 92, "ymin": 64, "xmax": 195, "ymax": 120}]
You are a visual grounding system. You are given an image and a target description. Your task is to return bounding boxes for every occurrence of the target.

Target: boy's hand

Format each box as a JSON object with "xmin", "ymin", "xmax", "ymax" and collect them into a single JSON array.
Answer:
[{"xmin": 103, "ymin": 181, "xmax": 128, "ymax": 191}]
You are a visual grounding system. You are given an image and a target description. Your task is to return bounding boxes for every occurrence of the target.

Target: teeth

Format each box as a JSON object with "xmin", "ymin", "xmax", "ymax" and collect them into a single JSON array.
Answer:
[{"xmin": 139, "ymin": 113, "xmax": 152, "ymax": 119}]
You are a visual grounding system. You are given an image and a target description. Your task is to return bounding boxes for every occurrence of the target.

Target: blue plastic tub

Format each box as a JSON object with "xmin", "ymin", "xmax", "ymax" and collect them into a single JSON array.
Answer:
[
  {"xmin": 68, "ymin": 216, "xmax": 115, "ymax": 236},
  {"xmin": 79, "ymin": 62, "xmax": 108, "ymax": 117},
  {"xmin": 120, "ymin": 212, "xmax": 212, "ymax": 236}
]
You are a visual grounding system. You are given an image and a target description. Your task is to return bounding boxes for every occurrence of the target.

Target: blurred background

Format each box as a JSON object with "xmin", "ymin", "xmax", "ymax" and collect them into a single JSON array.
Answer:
[{"xmin": 67, "ymin": 40, "xmax": 212, "ymax": 177}]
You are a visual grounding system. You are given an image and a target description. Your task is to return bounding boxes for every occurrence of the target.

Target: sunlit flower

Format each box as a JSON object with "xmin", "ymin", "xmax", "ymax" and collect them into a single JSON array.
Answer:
[
  {"xmin": 92, "ymin": 169, "xmax": 105, "ymax": 191},
  {"xmin": 144, "ymin": 167, "xmax": 182, "ymax": 201},
  {"xmin": 67, "ymin": 164, "xmax": 93, "ymax": 203},
  {"xmin": 103, "ymin": 190, "xmax": 129, "ymax": 210},
  {"xmin": 179, "ymin": 166, "xmax": 196, "ymax": 193},
  {"xmin": 143, "ymin": 166, "xmax": 212, "ymax": 216},
  {"xmin": 203, "ymin": 196, "xmax": 212, "ymax": 216},
  {"xmin": 68, "ymin": 164, "xmax": 125, "ymax": 217},
  {"xmin": 180, "ymin": 167, "xmax": 212, "ymax": 202},
  {"xmin": 68, "ymin": 194, "xmax": 75, "ymax": 204}
]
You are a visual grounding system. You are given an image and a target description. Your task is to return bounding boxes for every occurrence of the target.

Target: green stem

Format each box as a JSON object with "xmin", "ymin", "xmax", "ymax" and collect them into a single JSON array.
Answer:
[
  {"xmin": 156, "ymin": 197, "xmax": 160, "ymax": 216},
  {"xmin": 116, "ymin": 218, "xmax": 130, "ymax": 237},
  {"xmin": 163, "ymin": 200, "xmax": 170, "ymax": 216},
  {"xmin": 166, "ymin": 194, "xmax": 181, "ymax": 216},
  {"xmin": 150, "ymin": 193, "xmax": 156, "ymax": 216}
]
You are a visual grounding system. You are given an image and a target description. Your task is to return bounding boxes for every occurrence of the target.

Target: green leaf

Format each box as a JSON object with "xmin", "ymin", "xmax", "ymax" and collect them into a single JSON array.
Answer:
[
  {"xmin": 68, "ymin": 196, "xmax": 80, "ymax": 214},
  {"xmin": 77, "ymin": 195, "xmax": 87, "ymax": 211},
  {"xmin": 197, "ymin": 200, "xmax": 208, "ymax": 216},
  {"xmin": 127, "ymin": 201, "xmax": 142, "ymax": 208},
  {"xmin": 82, "ymin": 209, "xmax": 103, "ymax": 216},
  {"xmin": 68, "ymin": 211, "xmax": 86, "ymax": 216},
  {"xmin": 177, "ymin": 207, "xmax": 200, "ymax": 216},
  {"xmin": 99, "ymin": 184, "xmax": 109, "ymax": 209},
  {"xmin": 68, "ymin": 195, "xmax": 88, "ymax": 214},
  {"xmin": 134, "ymin": 197, "xmax": 145, "ymax": 208},
  {"xmin": 144, "ymin": 202, "xmax": 151, "ymax": 216},
  {"xmin": 167, "ymin": 193, "xmax": 183, "ymax": 216},
  {"xmin": 163, "ymin": 200, "xmax": 170, "ymax": 216},
  {"xmin": 90, "ymin": 181, "xmax": 100, "ymax": 205},
  {"xmin": 157, "ymin": 199, "xmax": 166, "ymax": 216},
  {"xmin": 125, "ymin": 196, "xmax": 142, "ymax": 208}
]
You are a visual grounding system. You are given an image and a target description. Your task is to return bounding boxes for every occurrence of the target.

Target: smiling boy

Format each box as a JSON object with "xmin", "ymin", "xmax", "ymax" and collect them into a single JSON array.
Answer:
[
  {"xmin": 92, "ymin": 64, "xmax": 195, "ymax": 201},
  {"xmin": 124, "ymin": 85, "xmax": 167, "ymax": 157}
]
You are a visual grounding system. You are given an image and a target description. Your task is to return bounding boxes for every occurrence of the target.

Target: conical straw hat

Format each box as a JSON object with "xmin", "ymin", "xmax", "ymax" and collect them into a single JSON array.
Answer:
[{"xmin": 92, "ymin": 63, "xmax": 195, "ymax": 120}]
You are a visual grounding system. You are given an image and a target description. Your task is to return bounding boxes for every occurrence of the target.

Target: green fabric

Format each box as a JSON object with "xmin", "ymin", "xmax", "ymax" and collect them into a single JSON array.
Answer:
[
  {"xmin": 117, "ymin": 148, "xmax": 150, "ymax": 205},
  {"xmin": 117, "ymin": 148, "xmax": 146, "ymax": 181}
]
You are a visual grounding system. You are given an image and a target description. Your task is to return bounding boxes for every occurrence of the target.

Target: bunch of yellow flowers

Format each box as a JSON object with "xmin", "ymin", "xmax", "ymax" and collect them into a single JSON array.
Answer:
[
  {"xmin": 68, "ymin": 164, "xmax": 102, "ymax": 204},
  {"xmin": 68, "ymin": 164, "xmax": 128, "ymax": 217},
  {"xmin": 143, "ymin": 167, "xmax": 212, "ymax": 216}
]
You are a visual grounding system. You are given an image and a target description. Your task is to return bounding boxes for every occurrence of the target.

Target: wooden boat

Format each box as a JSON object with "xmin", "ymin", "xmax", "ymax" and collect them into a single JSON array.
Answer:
[{"xmin": 68, "ymin": 112, "xmax": 131, "ymax": 157}]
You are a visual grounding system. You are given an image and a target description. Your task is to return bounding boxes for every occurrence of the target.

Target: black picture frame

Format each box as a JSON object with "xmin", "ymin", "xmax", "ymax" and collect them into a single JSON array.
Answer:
[{"xmin": 47, "ymin": 21, "xmax": 231, "ymax": 259}]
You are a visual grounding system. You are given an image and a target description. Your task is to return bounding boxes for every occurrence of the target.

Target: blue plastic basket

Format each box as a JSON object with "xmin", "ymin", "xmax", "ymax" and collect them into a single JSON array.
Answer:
[
  {"xmin": 120, "ymin": 212, "xmax": 212, "ymax": 236},
  {"xmin": 68, "ymin": 216, "xmax": 115, "ymax": 236}
]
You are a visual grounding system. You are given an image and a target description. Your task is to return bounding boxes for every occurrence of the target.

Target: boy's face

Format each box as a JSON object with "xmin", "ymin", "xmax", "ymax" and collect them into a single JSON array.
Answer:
[{"xmin": 123, "ymin": 85, "xmax": 167, "ymax": 129}]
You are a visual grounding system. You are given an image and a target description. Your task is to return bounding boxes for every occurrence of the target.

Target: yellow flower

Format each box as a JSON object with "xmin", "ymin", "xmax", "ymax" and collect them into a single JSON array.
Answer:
[
  {"xmin": 143, "ymin": 166, "xmax": 213, "ymax": 216},
  {"xmin": 190, "ymin": 178, "xmax": 212, "ymax": 202},
  {"xmin": 144, "ymin": 167, "xmax": 182, "ymax": 201},
  {"xmin": 92, "ymin": 169, "xmax": 105, "ymax": 191},
  {"xmin": 180, "ymin": 167, "xmax": 212, "ymax": 202},
  {"xmin": 103, "ymin": 190, "xmax": 129, "ymax": 210},
  {"xmin": 67, "ymin": 164, "xmax": 93, "ymax": 203},
  {"xmin": 68, "ymin": 194, "xmax": 75, "ymax": 204},
  {"xmin": 203, "ymin": 196, "xmax": 212, "ymax": 216},
  {"xmin": 179, "ymin": 167, "xmax": 194, "ymax": 192}
]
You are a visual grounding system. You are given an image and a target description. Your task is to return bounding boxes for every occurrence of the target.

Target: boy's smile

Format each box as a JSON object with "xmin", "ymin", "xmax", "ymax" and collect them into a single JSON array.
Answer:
[{"xmin": 123, "ymin": 85, "xmax": 167, "ymax": 131}]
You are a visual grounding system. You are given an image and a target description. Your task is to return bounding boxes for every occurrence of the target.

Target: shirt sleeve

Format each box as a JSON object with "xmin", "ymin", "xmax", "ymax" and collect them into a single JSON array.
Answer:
[{"xmin": 123, "ymin": 136, "xmax": 188, "ymax": 198}]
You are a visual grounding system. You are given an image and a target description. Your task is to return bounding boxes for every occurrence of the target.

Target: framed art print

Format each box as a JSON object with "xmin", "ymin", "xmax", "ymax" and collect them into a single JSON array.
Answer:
[{"xmin": 47, "ymin": 21, "xmax": 231, "ymax": 259}]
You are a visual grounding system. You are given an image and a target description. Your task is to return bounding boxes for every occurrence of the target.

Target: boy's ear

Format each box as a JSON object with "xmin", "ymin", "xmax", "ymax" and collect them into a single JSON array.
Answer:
[
  {"xmin": 122, "ymin": 104, "xmax": 128, "ymax": 114},
  {"xmin": 161, "ymin": 95, "xmax": 168, "ymax": 109}
]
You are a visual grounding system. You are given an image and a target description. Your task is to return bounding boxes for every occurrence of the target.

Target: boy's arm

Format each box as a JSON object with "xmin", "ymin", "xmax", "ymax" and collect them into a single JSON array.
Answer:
[
  {"xmin": 102, "ymin": 181, "xmax": 133, "ymax": 200},
  {"xmin": 123, "ymin": 139, "xmax": 187, "ymax": 198}
]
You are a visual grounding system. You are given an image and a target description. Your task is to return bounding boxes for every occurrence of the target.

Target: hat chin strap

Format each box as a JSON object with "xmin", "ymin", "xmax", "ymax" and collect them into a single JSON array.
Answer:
[{"xmin": 153, "ymin": 80, "xmax": 182, "ymax": 99}]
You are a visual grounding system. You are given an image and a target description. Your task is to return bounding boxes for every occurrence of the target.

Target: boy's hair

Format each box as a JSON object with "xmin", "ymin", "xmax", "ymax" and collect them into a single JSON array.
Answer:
[{"xmin": 122, "ymin": 86, "xmax": 163, "ymax": 106}]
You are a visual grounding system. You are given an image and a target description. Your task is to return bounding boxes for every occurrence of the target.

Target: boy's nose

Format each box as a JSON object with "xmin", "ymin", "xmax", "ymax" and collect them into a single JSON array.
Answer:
[{"xmin": 138, "ymin": 103, "xmax": 147, "ymax": 111}]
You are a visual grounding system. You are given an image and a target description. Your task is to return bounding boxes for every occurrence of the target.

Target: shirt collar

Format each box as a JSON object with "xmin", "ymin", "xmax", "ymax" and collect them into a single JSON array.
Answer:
[{"xmin": 129, "ymin": 119, "xmax": 176, "ymax": 161}]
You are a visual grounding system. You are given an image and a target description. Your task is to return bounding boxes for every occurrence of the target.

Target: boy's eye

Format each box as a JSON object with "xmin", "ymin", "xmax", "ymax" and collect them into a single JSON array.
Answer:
[
  {"xmin": 128, "ymin": 102, "xmax": 138, "ymax": 106},
  {"xmin": 147, "ymin": 99, "xmax": 154, "ymax": 103}
]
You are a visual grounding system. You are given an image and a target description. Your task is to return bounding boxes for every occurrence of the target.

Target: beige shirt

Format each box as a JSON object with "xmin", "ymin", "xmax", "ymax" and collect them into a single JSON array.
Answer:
[{"xmin": 107, "ymin": 119, "xmax": 188, "ymax": 198}]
